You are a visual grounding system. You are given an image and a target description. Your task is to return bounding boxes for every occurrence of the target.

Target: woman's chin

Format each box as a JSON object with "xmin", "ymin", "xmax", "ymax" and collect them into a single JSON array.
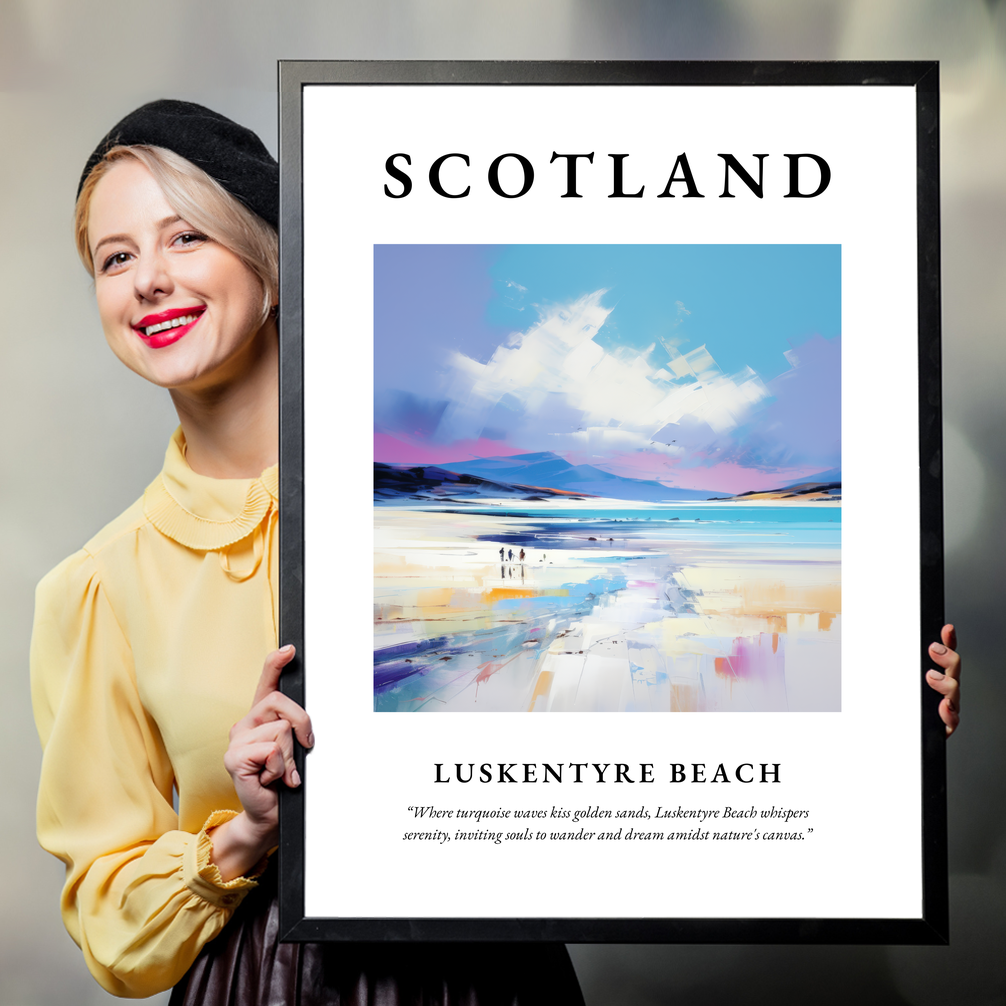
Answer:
[
  {"xmin": 122, "ymin": 352, "xmax": 220, "ymax": 392},
  {"xmin": 109, "ymin": 322, "xmax": 273, "ymax": 395}
]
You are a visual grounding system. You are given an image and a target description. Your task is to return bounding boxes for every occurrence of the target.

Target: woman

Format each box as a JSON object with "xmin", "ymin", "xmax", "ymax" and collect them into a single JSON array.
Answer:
[
  {"xmin": 33, "ymin": 99, "xmax": 963, "ymax": 1003},
  {"xmin": 31, "ymin": 100, "xmax": 586, "ymax": 1003}
]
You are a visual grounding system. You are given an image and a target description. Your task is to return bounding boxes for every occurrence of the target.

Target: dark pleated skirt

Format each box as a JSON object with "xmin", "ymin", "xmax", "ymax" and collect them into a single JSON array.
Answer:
[{"xmin": 169, "ymin": 869, "xmax": 584, "ymax": 1006}]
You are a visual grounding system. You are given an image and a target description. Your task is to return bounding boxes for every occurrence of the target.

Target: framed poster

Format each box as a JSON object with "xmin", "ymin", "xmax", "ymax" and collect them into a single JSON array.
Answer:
[{"xmin": 277, "ymin": 61, "xmax": 946, "ymax": 943}]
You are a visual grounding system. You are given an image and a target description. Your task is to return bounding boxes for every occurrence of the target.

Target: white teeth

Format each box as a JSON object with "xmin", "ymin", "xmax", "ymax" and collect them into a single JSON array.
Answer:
[{"xmin": 142, "ymin": 313, "xmax": 199, "ymax": 337}]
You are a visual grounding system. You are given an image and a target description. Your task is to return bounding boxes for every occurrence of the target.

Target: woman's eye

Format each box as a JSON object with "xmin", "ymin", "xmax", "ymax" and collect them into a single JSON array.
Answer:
[
  {"xmin": 173, "ymin": 231, "xmax": 208, "ymax": 248},
  {"xmin": 101, "ymin": 251, "xmax": 132, "ymax": 273}
]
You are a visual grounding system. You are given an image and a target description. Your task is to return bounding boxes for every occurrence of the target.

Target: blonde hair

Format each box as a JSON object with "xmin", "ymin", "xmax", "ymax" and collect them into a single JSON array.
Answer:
[{"xmin": 75, "ymin": 145, "xmax": 278, "ymax": 323}]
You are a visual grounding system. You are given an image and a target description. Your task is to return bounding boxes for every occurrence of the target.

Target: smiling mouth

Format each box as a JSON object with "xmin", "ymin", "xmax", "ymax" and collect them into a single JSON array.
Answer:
[
  {"xmin": 131, "ymin": 307, "xmax": 207, "ymax": 349},
  {"xmin": 142, "ymin": 313, "xmax": 199, "ymax": 337},
  {"xmin": 135, "ymin": 307, "xmax": 206, "ymax": 338}
]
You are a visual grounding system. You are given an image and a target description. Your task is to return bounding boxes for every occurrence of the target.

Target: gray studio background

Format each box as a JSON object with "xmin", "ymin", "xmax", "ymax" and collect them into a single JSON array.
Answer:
[{"xmin": 1, "ymin": 2, "xmax": 1002, "ymax": 1003}]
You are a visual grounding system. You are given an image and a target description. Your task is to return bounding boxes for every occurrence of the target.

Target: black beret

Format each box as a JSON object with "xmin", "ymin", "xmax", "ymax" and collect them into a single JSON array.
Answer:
[{"xmin": 78, "ymin": 99, "xmax": 278, "ymax": 228}]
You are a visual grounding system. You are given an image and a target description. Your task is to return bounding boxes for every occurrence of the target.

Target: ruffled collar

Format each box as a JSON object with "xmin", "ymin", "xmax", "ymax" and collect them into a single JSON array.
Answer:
[{"xmin": 143, "ymin": 428, "xmax": 278, "ymax": 551}]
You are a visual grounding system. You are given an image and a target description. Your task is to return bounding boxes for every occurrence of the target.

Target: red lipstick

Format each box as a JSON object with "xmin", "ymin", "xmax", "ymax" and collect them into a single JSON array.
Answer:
[{"xmin": 132, "ymin": 306, "xmax": 205, "ymax": 349}]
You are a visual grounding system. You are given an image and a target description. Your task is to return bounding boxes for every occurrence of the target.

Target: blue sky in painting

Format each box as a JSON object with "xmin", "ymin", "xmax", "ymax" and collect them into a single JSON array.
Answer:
[{"xmin": 374, "ymin": 245, "xmax": 840, "ymax": 493}]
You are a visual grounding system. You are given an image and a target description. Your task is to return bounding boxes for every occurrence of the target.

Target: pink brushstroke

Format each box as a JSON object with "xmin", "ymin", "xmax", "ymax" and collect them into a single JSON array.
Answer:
[
  {"xmin": 375, "ymin": 432, "xmax": 529, "ymax": 465},
  {"xmin": 658, "ymin": 459, "xmax": 829, "ymax": 494},
  {"xmin": 563, "ymin": 448, "xmax": 828, "ymax": 494},
  {"xmin": 376, "ymin": 434, "xmax": 830, "ymax": 493},
  {"xmin": 715, "ymin": 633, "xmax": 785, "ymax": 684}
]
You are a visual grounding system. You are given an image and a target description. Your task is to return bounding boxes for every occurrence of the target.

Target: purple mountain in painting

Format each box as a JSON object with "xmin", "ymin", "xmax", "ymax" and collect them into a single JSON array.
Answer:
[
  {"xmin": 440, "ymin": 452, "xmax": 721, "ymax": 502},
  {"xmin": 374, "ymin": 462, "xmax": 594, "ymax": 503}
]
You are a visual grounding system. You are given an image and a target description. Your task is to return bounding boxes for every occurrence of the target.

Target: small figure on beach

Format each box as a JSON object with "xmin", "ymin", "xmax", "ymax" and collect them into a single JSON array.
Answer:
[
  {"xmin": 499, "ymin": 546, "xmax": 504, "ymax": 560},
  {"xmin": 519, "ymin": 548, "xmax": 525, "ymax": 562},
  {"xmin": 508, "ymin": 548, "xmax": 514, "ymax": 561}
]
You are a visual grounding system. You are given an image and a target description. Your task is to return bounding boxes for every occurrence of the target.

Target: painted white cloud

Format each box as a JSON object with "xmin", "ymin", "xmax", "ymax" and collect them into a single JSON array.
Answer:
[{"xmin": 434, "ymin": 290, "xmax": 770, "ymax": 453}]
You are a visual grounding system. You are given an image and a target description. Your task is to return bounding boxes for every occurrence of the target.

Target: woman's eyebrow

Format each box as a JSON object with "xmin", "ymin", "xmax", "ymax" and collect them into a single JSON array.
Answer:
[
  {"xmin": 92, "ymin": 216, "xmax": 185, "ymax": 257},
  {"xmin": 92, "ymin": 232, "xmax": 133, "ymax": 256}
]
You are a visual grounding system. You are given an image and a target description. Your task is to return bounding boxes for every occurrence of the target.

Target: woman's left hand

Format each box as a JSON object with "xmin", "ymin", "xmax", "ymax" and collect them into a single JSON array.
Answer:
[{"xmin": 926, "ymin": 624, "xmax": 961, "ymax": 737}]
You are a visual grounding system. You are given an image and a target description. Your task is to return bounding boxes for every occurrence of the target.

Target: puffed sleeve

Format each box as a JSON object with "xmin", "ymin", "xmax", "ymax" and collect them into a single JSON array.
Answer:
[{"xmin": 31, "ymin": 549, "xmax": 261, "ymax": 998}]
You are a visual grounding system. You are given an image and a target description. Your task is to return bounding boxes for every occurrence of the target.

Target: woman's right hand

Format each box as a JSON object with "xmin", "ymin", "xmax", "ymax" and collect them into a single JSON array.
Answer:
[
  {"xmin": 926, "ymin": 624, "xmax": 961, "ymax": 737},
  {"xmin": 209, "ymin": 645, "xmax": 314, "ymax": 881}
]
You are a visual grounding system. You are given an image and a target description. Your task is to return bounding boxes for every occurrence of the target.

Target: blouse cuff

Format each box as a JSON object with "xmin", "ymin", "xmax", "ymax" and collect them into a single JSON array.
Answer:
[{"xmin": 183, "ymin": 810, "xmax": 269, "ymax": 909}]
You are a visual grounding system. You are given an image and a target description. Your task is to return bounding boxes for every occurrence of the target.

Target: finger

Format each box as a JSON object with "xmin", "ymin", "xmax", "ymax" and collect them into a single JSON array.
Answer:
[
  {"xmin": 252, "ymin": 645, "xmax": 296, "ymax": 707},
  {"xmin": 245, "ymin": 690, "xmax": 314, "ymax": 749},
  {"xmin": 926, "ymin": 669, "xmax": 960, "ymax": 709},
  {"xmin": 237, "ymin": 719, "xmax": 300, "ymax": 788},
  {"xmin": 224, "ymin": 739, "xmax": 287, "ymax": 786},
  {"xmin": 939, "ymin": 697, "xmax": 960, "ymax": 737},
  {"xmin": 258, "ymin": 742, "xmax": 287, "ymax": 786},
  {"xmin": 230, "ymin": 695, "xmax": 313, "ymax": 751},
  {"xmin": 941, "ymin": 624, "xmax": 957, "ymax": 652},
  {"xmin": 928, "ymin": 642, "xmax": 961, "ymax": 681}
]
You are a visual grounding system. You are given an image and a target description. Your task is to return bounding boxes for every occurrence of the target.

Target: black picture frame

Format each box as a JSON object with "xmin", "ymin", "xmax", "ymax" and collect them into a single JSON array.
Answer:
[{"xmin": 277, "ymin": 60, "xmax": 945, "ymax": 944}]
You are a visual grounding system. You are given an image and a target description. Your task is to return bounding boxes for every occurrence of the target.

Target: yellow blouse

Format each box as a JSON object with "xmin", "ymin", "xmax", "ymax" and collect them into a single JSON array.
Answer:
[{"xmin": 31, "ymin": 428, "xmax": 279, "ymax": 998}]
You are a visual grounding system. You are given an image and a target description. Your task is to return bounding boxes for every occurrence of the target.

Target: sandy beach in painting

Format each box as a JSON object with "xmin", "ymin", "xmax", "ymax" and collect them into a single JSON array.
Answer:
[{"xmin": 374, "ymin": 500, "xmax": 841, "ymax": 712}]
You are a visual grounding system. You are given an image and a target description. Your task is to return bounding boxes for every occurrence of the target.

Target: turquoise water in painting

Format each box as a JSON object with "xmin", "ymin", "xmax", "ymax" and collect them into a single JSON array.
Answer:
[{"xmin": 428, "ymin": 502, "xmax": 841, "ymax": 545}]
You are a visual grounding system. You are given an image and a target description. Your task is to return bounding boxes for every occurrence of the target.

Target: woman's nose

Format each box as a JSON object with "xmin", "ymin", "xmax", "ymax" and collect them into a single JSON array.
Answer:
[{"xmin": 133, "ymin": 249, "xmax": 173, "ymax": 302}]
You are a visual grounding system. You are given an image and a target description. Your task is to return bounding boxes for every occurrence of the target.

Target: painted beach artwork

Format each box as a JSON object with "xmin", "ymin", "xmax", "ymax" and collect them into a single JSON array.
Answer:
[{"xmin": 374, "ymin": 245, "xmax": 841, "ymax": 713}]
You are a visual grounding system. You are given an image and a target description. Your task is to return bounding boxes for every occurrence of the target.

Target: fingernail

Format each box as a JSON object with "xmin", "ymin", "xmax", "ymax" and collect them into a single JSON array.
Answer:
[
  {"xmin": 931, "ymin": 643, "xmax": 947, "ymax": 655},
  {"xmin": 928, "ymin": 669, "xmax": 944, "ymax": 680},
  {"xmin": 306, "ymin": 732, "xmax": 315, "ymax": 748},
  {"xmin": 280, "ymin": 644, "xmax": 295, "ymax": 654},
  {"xmin": 292, "ymin": 768, "xmax": 301, "ymax": 787}
]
